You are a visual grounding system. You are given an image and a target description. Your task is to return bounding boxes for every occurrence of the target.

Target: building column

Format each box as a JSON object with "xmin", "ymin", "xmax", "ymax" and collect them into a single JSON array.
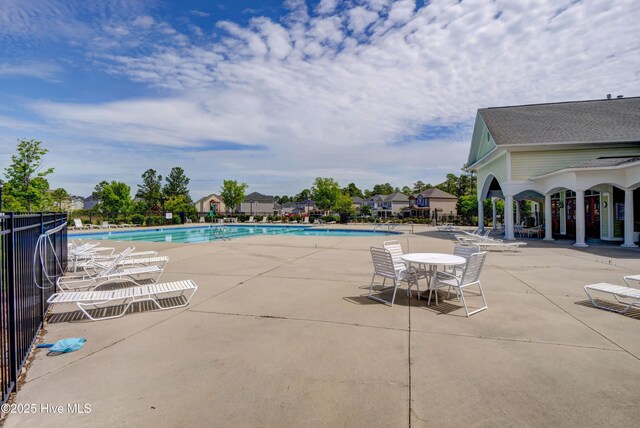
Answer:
[
  {"xmin": 574, "ymin": 190, "xmax": 588, "ymax": 247},
  {"xmin": 622, "ymin": 188, "xmax": 637, "ymax": 248},
  {"xmin": 504, "ymin": 195, "xmax": 515, "ymax": 240},
  {"xmin": 477, "ymin": 198, "xmax": 484, "ymax": 231},
  {"xmin": 492, "ymin": 198, "xmax": 497, "ymax": 230},
  {"xmin": 515, "ymin": 201, "xmax": 521, "ymax": 226},
  {"xmin": 544, "ymin": 194, "xmax": 554, "ymax": 240}
]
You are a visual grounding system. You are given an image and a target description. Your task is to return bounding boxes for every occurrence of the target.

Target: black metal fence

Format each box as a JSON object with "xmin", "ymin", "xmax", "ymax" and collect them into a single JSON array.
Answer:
[{"xmin": 1, "ymin": 213, "xmax": 67, "ymax": 405}]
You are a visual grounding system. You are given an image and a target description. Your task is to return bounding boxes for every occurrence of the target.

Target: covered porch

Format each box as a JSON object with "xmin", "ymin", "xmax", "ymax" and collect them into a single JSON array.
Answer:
[{"xmin": 477, "ymin": 158, "xmax": 640, "ymax": 247}]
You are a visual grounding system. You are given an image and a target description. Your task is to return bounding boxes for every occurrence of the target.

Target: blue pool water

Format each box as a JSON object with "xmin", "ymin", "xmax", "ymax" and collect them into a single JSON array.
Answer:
[{"xmin": 72, "ymin": 225, "xmax": 399, "ymax": 243}]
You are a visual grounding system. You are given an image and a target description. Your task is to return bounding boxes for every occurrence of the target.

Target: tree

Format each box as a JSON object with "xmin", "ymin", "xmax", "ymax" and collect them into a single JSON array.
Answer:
[
  {"xmin": 136, "ymin": 169, "xmax": 163, "ymax": 214},
  {"xmin": 51, "ymin": 188, "xmax": 70, "ymax": 211},
  {"xmin": 360, "ymin": 204, "xmax": 372, "ymax": 216},
  {"xmin": 370, "ymin": 183, "xmax": 394, "ymax": 196},
  {"xmin": 457, "ymin": 195, "xmax": 477, "ymax": 223},
  {"xmin": 342, "ymin": 183, "xmax": 364, "ymax": 199},
  {"xmin": 401, "ymin": 186, "xmax": 413, "ymax": 196},
  {"xmin": 334, "ymin": 193, "xmax": 355, "ymax": 216},
  {"xmin": 94, "ymin": 181, "xmax": 132, "ymax": 219},
  {"xmin": 164, "ymin": 195, "xmax": 198, "ymax": 222},
  {"xmin": 294, "ymin": 189, "xmax": 311, "ymax": 202},
  {"xmin": 3, "ymin": 138, "xmax": 54, "ymax": 211},
  {"xmin": 413, "ymin": 180, "xmax": 428, "ymax": 193},
  {"xmin": 221, "ymin": 180, "xmax": 247, "ymax": 213},
  {"xmin": 275, "ymin": 195, "xmax": 291, "ymax": 204},
  {"xmin": 436, "ymin": 173, "xmax": 460, "ymax": 196},
  {"xmin": 311, "ymin": 177, "xmax": 341, "ymax": 213},
  {"xmin": 163, "ymin": 167, "xmax": 191, "ymax": 200}
]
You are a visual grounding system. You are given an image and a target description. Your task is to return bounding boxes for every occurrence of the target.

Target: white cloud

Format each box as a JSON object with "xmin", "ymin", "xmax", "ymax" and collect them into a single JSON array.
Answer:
[
  {"xmin": 190, "ymin": 10, "xmax": 209, "ymax": 18},
  {"xmin": 0, "ymin": 63, "xmax": 62, "ymax": 80},
  {"xmin": 317, "ymin": 0, "xmax": 337, "ymax": 15},
  {"xmin": 1, "ymin": 0, "xmax": 640, "ymax": 197}
]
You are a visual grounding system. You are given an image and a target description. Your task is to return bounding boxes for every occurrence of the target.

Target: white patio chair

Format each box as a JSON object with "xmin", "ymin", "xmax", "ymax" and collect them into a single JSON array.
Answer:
[
  {"xmin": 447, "ymin": 243, "xmax": 481, "ymax": 276},
  {"xmin": 47, "ymin": 279, "xmax": 198, "ymax": 321},
  {"xmin": 383, "ymin": 240, "xmax": 429, "ymax": 280},
  {"xmin": 431, "ymin": 251, "xmax": 488, "ymax": 317},
  {"xmin": 368, "ymin": 247, "xmax": 419, "ymax": 307},
  {"xmin": 584, "ymin": 275, "xmax": 640, "ymax": 314}
]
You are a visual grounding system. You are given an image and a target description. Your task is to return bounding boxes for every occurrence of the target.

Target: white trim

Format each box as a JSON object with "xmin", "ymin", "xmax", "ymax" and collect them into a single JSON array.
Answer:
[{"xmin": 530, "ymin": 160, "xmax": 640, "ymax": 181}]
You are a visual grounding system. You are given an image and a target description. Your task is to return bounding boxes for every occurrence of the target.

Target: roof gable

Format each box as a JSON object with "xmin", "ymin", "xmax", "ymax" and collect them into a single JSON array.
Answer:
[
  {"xmin": 244, "ymin": 192, "xmax": 274, "ymax": 203},
  {"xmin": 414, "ymin": 188, "xmax": 457, "ymax": 199},
  {"xmin": 478, "ymin": 97, "xmax": 640, "ymax": 148},
  {"xmin": 467, "ymin": 114, "xmax": 496, "ymax": 166},
  {"xmin": 384, "ymin": 192, "xmax": 409, "ymax": 202}
]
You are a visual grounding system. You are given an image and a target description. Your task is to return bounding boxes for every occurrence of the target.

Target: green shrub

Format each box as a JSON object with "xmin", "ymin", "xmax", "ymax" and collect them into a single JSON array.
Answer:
[
  {"xmin": 131, "ymin": 214, "xmax": 144, "ymax": 225},
  {"xmin": 145, "ymin": 216, "xmax": 162, "ymax": 226}
]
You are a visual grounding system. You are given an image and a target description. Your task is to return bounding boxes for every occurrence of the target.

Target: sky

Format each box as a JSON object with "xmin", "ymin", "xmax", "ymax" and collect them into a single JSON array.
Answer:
[{"xmin": 1, "ymin": 0, "xmax": 639, "ymax": 200}]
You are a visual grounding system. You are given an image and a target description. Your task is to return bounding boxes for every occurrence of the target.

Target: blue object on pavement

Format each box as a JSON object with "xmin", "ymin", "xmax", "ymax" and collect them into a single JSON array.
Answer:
[{"xmin": 37, "ymin": 338, "xmax": 87, "ymax": 353}]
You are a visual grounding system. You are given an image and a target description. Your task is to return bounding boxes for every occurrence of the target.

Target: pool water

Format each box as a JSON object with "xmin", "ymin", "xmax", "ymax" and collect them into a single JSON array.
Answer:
[{"xmin": 72, "ymin": 225, "xmax": 399, "ymax": 243}]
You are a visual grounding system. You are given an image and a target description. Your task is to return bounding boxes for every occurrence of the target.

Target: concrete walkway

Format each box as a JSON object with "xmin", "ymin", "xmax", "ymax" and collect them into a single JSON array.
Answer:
[{"xmin": 3, "ymin": 226, "xmax": 640, "ymax": 427}]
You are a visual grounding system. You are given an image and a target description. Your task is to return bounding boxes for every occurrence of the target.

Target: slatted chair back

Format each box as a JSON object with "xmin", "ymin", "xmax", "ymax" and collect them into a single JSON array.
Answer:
[
  {"xmin": 97, "ymin": 246, "xmax": 134, "ymax": 278},
  {"xmin": 460, "ymin": 251, "xmax": 487, "ymax": 285},
  {"xmin": 383, "ymin": 240, "xmax": 406, "ymax": 270},
  {"xmin": 453, "ymin": 243, "xmax": 480, "ymax": 260},
  {"xmin": 370, "ymin": 247, "xmax": 397, "ymax": 280}
]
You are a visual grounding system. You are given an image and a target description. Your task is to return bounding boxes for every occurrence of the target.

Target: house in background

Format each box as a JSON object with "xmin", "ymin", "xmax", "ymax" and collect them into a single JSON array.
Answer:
[
  {"xmin": 467, "ymin": 96, "xmax": 640, "ymax": 247},
  {"xmin": 382, "ymin": 192, "xmax": 410, "ymax": 217},
  {"xmin": 194, "ymin": 194, "xmax": 226, "ymax": 214},
  {"xmin": 403, "ymin": 188, "xmax": 458, "ymax": 218},
  {"xmin": 352, "ymin": 196, "xmax": 365, "ymax": 212},
  {"xmin": 83, "ymin": 195, "xmax": 100, "ymax": 210},
  {"xmin": 278, "ymin": 201, "xmax": 296, "ymax": 215},
  {"xmin": 60, "ymin": 195, "xmax": 84, "ymax": 212},
  {"xmin": 239, "ymin": 192, "xmax": 275, "ymax": 215}
]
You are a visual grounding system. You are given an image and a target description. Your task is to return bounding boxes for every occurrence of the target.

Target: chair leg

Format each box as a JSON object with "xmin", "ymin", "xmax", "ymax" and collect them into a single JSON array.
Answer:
[
  {"xmin": 459, "ymin": 282, "xmax": 488, "ymax": 317},
  {"xmin": 367, "ymin": 273, "xmax": 377, "ymax": 298}
]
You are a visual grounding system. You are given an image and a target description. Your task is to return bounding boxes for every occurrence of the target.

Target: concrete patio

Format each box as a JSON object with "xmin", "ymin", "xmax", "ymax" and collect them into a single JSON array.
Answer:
[{"xmin": 3, "ymin": 226, "xmax": 640, "ymax": 427}]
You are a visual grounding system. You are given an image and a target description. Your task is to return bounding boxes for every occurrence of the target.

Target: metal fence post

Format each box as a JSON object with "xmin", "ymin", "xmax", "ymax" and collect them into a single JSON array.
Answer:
[{"xmin": 7, "ymin": 212, "xmax": 18, "ymax": 395}]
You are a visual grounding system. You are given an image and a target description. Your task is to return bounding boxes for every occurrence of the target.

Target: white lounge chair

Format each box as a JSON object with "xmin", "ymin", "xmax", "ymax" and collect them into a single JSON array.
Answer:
[
  {"xmin": 57, "ymin": 247, "xmax": 164, "ymax": 291},
  {"xmin": 584, "ymin": 275, "xmax": 640, "ymax": 314},
  {"xmin": 247, "ymin": 216, "xmax": 254, "ymax": 223},
  {"xmin": 77, "ymin": 255, "xmax": 167, "ymax": 273},
  {"xmin": 199, "ymin": 216, "xmax": 206, "ymax": 223},
  {"xmin": 47, "ymin": 280, "xmax": 198, "ymax": 321},
  {"xmin": 431, "ymin": 251, "xmax": 488, "ymax": 317},
  {"xmin": 70, "ymin": 247, "xmax": 156, "ymax": 272},
  {"xmin": 367, "ymin": 246, "xmax": 419, "ymax": 307},
  {"xmin": 474, "ymin": 241, "xmax": 527, "ymax": 252},
  {"xmin": 72, "ymin": 219, "xmax": 96, "ymax": 230}
]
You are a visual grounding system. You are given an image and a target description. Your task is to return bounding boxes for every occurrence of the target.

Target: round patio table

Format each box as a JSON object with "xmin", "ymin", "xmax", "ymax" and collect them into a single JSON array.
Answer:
[{"xmin": 401, "ymin": 253, "xmax": 466, "ymax": 305}]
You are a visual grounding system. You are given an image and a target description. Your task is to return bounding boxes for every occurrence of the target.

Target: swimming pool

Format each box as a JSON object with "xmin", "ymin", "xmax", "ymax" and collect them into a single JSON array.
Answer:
[{"xmin": 71, "ymin": 225, "xmax": 400, "ymax": 243}]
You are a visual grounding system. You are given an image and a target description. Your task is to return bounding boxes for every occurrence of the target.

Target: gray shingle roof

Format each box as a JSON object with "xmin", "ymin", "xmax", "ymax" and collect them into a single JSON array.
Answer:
[
  {"xmin": 568, "ymin": 156, "xmax": 640, "ymax": 169},
  {"xmin": 413, "ymin": 188, "xmax": 457, "ymax": 199},
  {"xmin": 243, "ymin": 192, "xmax": 274, "ymax": 203},
  {"xmin": 383, "ymin": 192, "xmax": 409, "ymax": 202},
  {"xmin": 479, "ymin": 97, "xmax": 640, "ymax": 146}
]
